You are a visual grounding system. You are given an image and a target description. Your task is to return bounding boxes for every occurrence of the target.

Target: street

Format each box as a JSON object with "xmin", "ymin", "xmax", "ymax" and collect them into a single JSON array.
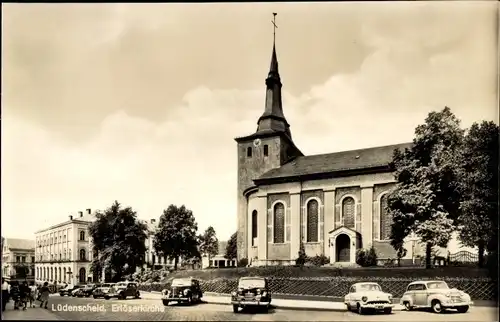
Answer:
[{"xmin": 4, "ymin": 295, "xmax": 496, "ymax": 321}]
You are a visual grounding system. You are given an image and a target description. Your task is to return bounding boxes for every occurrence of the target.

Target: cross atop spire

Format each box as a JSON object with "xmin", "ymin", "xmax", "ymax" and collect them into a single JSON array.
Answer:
[
  {"xmin": 272, "ymin": 12, "xmax": 278, "ymax": 46},
  {"xmin": 269, "ymin": 12, "xmax": 279, "ymax": 78}
]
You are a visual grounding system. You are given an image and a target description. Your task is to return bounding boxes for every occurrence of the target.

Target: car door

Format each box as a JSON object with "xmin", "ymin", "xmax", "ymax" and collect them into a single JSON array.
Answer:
[
  {"xmin": 404, "ymin": 284, "xmax": 416, "ymax": 305},
  {"xmin": 347, "ymin": 286, "xmax": 356, "ymax": 306},
  {"xmin": 414, "ymin": 284, "xmax": 427, "ymax": 306}
]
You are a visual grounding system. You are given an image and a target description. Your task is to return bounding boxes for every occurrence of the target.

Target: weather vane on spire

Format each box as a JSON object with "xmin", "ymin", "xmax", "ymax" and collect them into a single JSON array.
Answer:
[{"xmin": 272, "ymin": 13, "xmax": 278, "ymax": 45}]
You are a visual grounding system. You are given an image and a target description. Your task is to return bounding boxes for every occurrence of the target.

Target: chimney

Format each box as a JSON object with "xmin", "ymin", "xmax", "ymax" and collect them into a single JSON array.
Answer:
[
  {"xmin": 86, "ymin": 208, "xmax": 91, "ymax": 215},
  {"xmin": 150, "ymin": 219, "xmax": 156, "ymax": 224},
  {"xmin": 69, "ymin": 215, "xmax": 73, "ymax": 220},
  {"xmin": 79, "ymin": 211, "xmax": 83, "ymax": 217}
]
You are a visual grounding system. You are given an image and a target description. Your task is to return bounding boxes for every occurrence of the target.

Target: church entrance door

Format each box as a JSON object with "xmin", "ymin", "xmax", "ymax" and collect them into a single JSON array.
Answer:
[{"xmin": 336, "ymin": 234, "xmax": 350, "ymax": 262}]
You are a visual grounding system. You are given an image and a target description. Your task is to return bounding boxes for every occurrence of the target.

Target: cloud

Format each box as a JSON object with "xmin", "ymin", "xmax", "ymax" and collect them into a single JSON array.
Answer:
[{"xmin": 1, "ymin": 2, "xmax": 497, "ymax": 241}]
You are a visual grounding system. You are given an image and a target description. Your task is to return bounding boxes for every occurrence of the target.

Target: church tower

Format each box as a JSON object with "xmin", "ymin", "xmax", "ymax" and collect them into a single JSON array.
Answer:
[{"xmin": 234, "ymin": 14, "xmax": 303, "ymax": 261}]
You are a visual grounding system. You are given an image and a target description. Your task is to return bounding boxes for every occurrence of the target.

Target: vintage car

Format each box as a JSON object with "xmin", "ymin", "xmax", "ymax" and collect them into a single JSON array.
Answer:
[
  {"xmin": 93, "ymin": 283, "xmax": 115, "ymax": 299},
  {"xmin": 161, "ymin": 278, "xmax": 203, "ymax": 306},
  {"xmin": 77, "ymin": 284, "xmax": 99, "ymax": 297},
  {"xmin": 231, "ymin": 276, "xmax": 271, "ymax": 313},
  {"xmin": 59, "ymin": 284, "xmax": 82, "ymax": 296},
  {"xmin": 104, "ymin": 281, "xmax": 140, "ymax": 300},
  {"xmin": 400, "ymin": 280, "xmax": 473, "ymax": 313},
  {"xmin": 344, "ymin": 282, "xmax": 394, "ymax": 314}
]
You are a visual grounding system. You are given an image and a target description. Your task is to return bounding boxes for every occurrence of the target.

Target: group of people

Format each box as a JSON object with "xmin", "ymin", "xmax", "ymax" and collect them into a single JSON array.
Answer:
[{"xmin": 1, "ymin": 279, "xmax": 51, "ymax": 312}]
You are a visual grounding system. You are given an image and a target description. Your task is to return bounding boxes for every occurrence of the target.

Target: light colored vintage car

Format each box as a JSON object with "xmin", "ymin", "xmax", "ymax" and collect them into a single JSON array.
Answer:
[
  {"xmin": 344, "ymin": 282, "xmax": 394, "ymax": 314},
  {"xmin": 400, "ymin": 280, "xmax": 473, "ymax": 313}
]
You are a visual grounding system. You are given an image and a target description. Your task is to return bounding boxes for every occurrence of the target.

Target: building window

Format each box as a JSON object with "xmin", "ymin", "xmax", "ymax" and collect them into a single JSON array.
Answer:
[
  {"xmin": 306, "ymin": 200, "xmax": 319, "ymax": 243},
  {"xmin": 263, "ymin": 145, "xmax": 269, "ymax": 156},
  {"xmin": 209, "ymin": 260, "xmax": 213, "ymax": 267},
  {"xmin": 21, "ymin": 256, "xmax": 26, "ymax": 263},
  {"xmin": 380, "ymin": 194, "xmax": 392, "ymax": 240},
  {"xmin": 16, "ymin": 256, "xmax": 20, "ymax": 263},
  {"xmin": 251, "ymin": 210, "xmax": 258, "ymax": 246},
  {"xmin": 273, "ymin": 203, "xmax": 285, "ymax": 243},
  {"xmin": 63, "ymin": 268, "xmax": 67, "ymax": 282},
  {"xmin": 31, "ymin": 256, "xmax": 35, "ymax": 263},
  {"xmin": 342, "ymin": 197, "xmax": 355, "ymax": 228},
  {"xmin": 247, "ymin": 147, "xmax": 252, "ymax": 157},
  {"xmin": 152, "ymin": 254, "xmax": 156, "ymax": 265},
  {"xmin": 79, "ymin": 231, "xmax": 85, "ymax": 241},
  {"xmin": 79, "ymin": 249, "xmax": 86, "ymax": 260}
]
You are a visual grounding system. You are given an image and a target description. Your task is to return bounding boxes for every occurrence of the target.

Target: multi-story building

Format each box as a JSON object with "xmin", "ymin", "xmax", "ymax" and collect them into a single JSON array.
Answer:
[
  {"xmin": 2, "ymin": 238, "xmax": 36, "ymax": 283},
  {"xmin": 35, "ymin": 209, "xmax": 96, "ymax": 285},
  {"xmin": 141, "ymin": 219, "xmax": 176, "ymax": 270}
]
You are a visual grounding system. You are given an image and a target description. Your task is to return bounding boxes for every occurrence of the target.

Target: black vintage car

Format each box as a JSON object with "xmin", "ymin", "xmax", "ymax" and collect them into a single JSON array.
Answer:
[
  {"xmin": 77, "ymin": 284, "xmax": 100, "ymax": 297},
  {"xmin": 231, "ymin": 276, "xmax": 271, "ymax": 313},
  {"xmin": 104, "ymin": 281, "xmax": 140, "ymax": 300},
  {"xmin": 161, "ymin": 278, "xmax": 203, "ymax": 306}
]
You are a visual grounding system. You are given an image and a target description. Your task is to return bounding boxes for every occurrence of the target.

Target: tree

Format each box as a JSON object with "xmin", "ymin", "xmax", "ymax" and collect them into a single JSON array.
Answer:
[
  {"xmin": 456, "ymin": 121, "xmax": 499, "ymax": 267},
  {"xmin": 89, "ymin": 201, "xmax": 148, "ymax": 282},
  {"xmin": 198, "ymin": 226, "xmax": 219, "ymax": 267},
  {"xmin": 153, "ymin": 204, "xmax": 200, "ymax": 270},
  {"xmin": 224, "ymin": 232, "xmax": 237, "ymax": 260},
  {"xmin": 387, "ymin": 107, "xmax": 464, "ymax": 269}
]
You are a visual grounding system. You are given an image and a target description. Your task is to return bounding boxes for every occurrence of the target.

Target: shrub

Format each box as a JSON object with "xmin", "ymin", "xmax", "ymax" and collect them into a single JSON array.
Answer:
[
  {"xmin": 356, "ymin": 247, "xmax": 378, "ymax": 267},
  {"xmin": 296, "ymin": 242, "xmax": 307, "ymax": 267},
  {"xmin": 237, "ymin": 258, "xmax": 248, "ymax": 267},
  {"xmin": 307, "ymin": 254, "xmax": 330, "ymax": 267}
]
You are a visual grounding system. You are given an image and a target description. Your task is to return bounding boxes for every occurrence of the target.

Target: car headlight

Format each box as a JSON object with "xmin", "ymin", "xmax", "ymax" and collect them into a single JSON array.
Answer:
[
  {"xmin": 161, "ymin": 290, "xmax": 166, "ymax": 295},
  {"xmin": 362, "ymin": 296, "xmax": 368, "ymax": 302},
  {"xmin": 388, "ymin": 294, "xmax": 393, "ymax": 301},
  {"xmin": 261, "ymin": 291, "xmax": 267, "ymax": 297},
  {"xmin": 183, "ymin": 289, "xmax": 189, "ymax": 295},
  {"xmin": 231, "ymin": 291, "xmax": 237, "ymax": 296},
  {"xmin": 256, "ymin": 288, "xmax": 261, "ymax": 295}
]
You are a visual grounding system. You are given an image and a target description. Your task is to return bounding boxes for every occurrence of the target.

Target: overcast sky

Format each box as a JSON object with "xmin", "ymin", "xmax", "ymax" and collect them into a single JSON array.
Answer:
[{"xmin": 1, "ymin": 2, "xmax": 498, "ymax": 242}]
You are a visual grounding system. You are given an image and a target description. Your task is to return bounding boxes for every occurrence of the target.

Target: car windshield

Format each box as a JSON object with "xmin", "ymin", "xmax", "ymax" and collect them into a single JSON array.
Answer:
[
  {"xmin": 85, "ymin": 285, "xmax": 94, "ymax": 289},
  {"xmin": 358, "ymin": 284, "xmax": 382, "ymax": 292},
  {"xmin": 115, "ymin": 283, "xmax": 127, "ymax": 287},
  {"xmin": 427, "ymin": 282, "xmax": 449, "ymax": 289},
  {"xmin": 101, "ymin": 284, "xmax": 111, "ymax": 288},
  {"xmin": 171, "ymin": 279, "xmax": 192, "ymax": 287},
  {"xmin": 238, "ymin": 279, "xmax": 265, "ymax": 289}
]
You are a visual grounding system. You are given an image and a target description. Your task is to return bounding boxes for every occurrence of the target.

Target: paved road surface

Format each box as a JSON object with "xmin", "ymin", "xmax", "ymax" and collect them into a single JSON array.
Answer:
[{"xmin": 4, "ymin": 295, "xmax": 497, "ymax": 321}]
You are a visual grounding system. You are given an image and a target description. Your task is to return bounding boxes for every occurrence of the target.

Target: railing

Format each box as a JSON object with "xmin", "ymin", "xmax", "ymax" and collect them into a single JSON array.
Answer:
[{"xmin": 137, "ymin": 276, "xmax": 497, "ymax": 301}]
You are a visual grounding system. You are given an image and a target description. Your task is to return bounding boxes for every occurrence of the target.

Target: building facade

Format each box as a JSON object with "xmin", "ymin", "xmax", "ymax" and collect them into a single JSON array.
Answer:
[
  {"xmin": 141, "ymin": 219, "xmax": 176, "ymax": 270},
  {"xmin": 235, "ymin": 40, "xmax": 465, "ymax": 266},
  {"xmin": 201, "ymin": 241, "xmax": 237, "ymax": 269},
  {"xmin": 2, "ymin": 238, "xmax": 36, "ymax": 283},
  {"xmin": 35, "ymin": 209, "xmax": 96, "ymax": 285}
]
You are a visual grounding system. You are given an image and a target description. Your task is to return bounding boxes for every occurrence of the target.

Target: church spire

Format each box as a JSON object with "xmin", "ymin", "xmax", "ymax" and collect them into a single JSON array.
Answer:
[{"xmin": 257, "ymin": 13, "xmax": 292, "ymax": 138}]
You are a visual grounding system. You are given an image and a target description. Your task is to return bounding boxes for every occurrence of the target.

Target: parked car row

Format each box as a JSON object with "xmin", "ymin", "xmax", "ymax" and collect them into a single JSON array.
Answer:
[
  {"xmin": 160, "ymin": 277, "xmax": 472, "ymax": 315},
  {"xmin": 59, "ymin": 281, "xmax": 141, "ymax": 300},
  {"xmin": 344, "ymin": 280, "xmax": 473, "ymax": 315}
]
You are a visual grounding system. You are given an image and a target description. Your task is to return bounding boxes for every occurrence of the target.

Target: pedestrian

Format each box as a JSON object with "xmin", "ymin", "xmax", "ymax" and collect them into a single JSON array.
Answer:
[
  {"xmin": 19, "ymin": 281, "xmax": 29, "ymax": 311},
  {"xmin": 1, "ymin": 279, "xmax": 10, "ymax": 312},
  {"xmin": 29, "ymin": 282, "xmax": 37, "ymax": 308},
  {"xmin": 39, "ymin": 282, "xmax": 50, "ymax": 309},
  {"xmin": 10, "ymin": 282, "xmax": 20, "ymax": 310}
]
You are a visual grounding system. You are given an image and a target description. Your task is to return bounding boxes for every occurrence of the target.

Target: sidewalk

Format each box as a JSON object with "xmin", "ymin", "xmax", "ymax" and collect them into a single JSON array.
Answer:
[
  {"xmin": 2, "ymin": 302, "xmax": 62, "ymax": 320},
  {"xmin": 140, "ymin": 291, "xmax": 405, "ymax": 312}
]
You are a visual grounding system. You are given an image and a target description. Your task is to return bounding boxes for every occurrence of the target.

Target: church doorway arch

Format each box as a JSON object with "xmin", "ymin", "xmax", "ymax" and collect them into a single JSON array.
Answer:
[
  {"xmin": 336, "ymin": 234, "xmax": 350, "ymax": 262},
  {"xmin": 79, "ymin": 268, "xmax": 86, "ymax": 284}
]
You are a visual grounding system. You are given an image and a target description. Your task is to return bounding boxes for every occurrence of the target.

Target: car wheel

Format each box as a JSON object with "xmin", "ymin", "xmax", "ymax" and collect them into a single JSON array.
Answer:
[
  {"xmin": 403, "ymin": 301, "xmax": 413, "ymax": 311},
  {"xmin": 431, "ymin": 300, "xmax": 444, "ymax": 313},
  {"xmin": 93, "ymin": 295, "xmax": 97, "ymax": 299},
  {"xmin": 135, "ymin": 292, "xmax": 140, "ymax": 299},
  {"xmin": 104, "ymin": 296, "xmax": 110, "ymax": 300},
  {"xmin": 162, "ymin": 300, "xmax": 169, "ymax": 306},
  {"xmin": 233, "ymin": 305, "xmax": 239, "ymax": 313},
  {"xmin": 346, "ymin": 304, "xmax": 351, "ymax": 311},
  {"xmin": 456, "ymin": 306, "xmax": 469, "ymax": 313},
  {"xmin": 357, "ymin": 303, "xmax": 365, "ymax": 315},
  {"xmin": 384, "ymin": 308, "xmax": 392, "ymax": 314}
]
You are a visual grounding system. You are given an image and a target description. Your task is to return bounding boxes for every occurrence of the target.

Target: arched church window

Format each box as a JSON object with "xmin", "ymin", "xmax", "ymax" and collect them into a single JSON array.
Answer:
[
  {"xmin": 263, "ymin": 145, "xmax": 269, "ymax": 157},
  {"xmin": 80, "ymin": 231, "xmax": 85, "ymax": 241},
  {"xmin": 342, "ymin": 197, "xmax": 355, "ymax": 228},
  {"xmin": 79, "ymin": 249, "xmax": 86, "ymax": 261},
  {"xmin": 251, "ymin": 210, "xmax": 258, "ymax": 246},
  {"xmin": 247, "ymin": 147, "xmax": 252, "ymax": 157},
  {"xmin": 273, "ymin": 203, "xmax": 285, "ymax": 243},
  {"xmin": 380, "ymin": 194, "xmax": 392, "ymax": 240},
  {"xmin": 306, "ymin": 200, "xmax": 319, "ymax": 242}
]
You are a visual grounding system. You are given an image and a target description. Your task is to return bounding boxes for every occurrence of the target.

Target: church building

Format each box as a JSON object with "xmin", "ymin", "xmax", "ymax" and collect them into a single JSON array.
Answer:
[{"xmin": 235, "ymin": 38, "xmax": 417, "ymax": 266}]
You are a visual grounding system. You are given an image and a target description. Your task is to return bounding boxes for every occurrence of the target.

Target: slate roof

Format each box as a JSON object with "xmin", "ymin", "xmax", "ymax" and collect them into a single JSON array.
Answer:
[
  {"xmin": 4, "ymin": 238, "xmax": 35, "ymax": 250},
  {"xmin": 257, "ymin": 142, "xmax": 413, "ymax": 182}
]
